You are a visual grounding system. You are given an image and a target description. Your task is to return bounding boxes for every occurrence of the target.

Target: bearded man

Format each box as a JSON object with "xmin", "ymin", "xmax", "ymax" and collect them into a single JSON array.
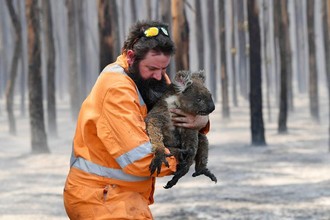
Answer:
[{"xmin": 63, "ymin": 20, "xmax": 209, "ymax": 220}]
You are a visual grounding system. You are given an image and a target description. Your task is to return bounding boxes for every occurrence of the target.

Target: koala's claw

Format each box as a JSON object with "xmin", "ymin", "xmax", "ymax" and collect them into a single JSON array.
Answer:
[
  {"xmin": 163, "ymin": 180, "xmax": 175, "ymax": 189},
  {"xmin": 149, "ymin": 151, "xmax": 171, "ymax": 176},
  {"xmin": 192, "ymin": 168, "xmax": 217, "ymax": 183},
  {"xmin": 164, "ymin": 163, "xmax": 190, "ymax": 189},
  {"xmin": 163, "ymin": 171, "xmax": 182, "ymax": 189}
]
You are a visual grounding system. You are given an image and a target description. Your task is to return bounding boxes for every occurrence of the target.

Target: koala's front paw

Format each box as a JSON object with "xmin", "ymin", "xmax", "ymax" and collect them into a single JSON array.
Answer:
[
  {"xmin": 192, "ymin": 168, "xmax": 217, "ymax": 183},
  {"xmin": 149, "ymin": 150, "xmax": 171, "ymax": 176}
]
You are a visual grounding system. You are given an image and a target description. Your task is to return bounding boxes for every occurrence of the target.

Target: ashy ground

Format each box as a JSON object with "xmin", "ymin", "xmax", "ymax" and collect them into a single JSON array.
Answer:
[{"xmin": 0, "ymin": 95, "xmax": 329, "ymax": 220}]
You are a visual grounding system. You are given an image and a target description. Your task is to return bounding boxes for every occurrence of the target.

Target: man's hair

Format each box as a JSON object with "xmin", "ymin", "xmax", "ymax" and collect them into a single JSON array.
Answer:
[{"xmin": 122, "ymin": 20, "xmax": 176, "ymax": 62}]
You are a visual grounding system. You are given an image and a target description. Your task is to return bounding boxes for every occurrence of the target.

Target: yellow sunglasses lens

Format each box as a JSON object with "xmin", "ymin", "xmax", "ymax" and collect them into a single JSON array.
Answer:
[{"xmin": 144, "ymin": 27, "xmax": 159, "ymax": 37}]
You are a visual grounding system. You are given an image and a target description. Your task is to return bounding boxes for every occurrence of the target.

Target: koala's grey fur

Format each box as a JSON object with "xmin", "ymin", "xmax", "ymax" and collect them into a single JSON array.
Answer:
[{"xmin": 146, "ymin": 70, "xmax": 217, "ymax": 188}]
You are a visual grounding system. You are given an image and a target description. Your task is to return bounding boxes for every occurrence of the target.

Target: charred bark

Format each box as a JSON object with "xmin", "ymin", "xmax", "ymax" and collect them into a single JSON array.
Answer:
[
  {"xmin": 295, "ymin": 0, "xmax": 307, "ymax": 93},
  {"xmin": 130, "ymin": 0, "xmax": 137, "ymax": 22},
  {"xmin": 231, "ymin": 0, "xmax": 238, "ymax": 107},
  {"xmin": 323, "ymin": 0, "xmax": 330, "ymax": 151},
  {"xmin": 247, "ymin": 0, "xmax": 266, "ymax": 146},
  {"xmin": 207, "ymin": 0, "xmax": 217, "ymax": 101},
  {"xmin": 160, "ymin": 0, "xmax": 172, "ymax": 78},
  {"xmin": 262, "ymin": 0, "xmax": 272, "ymax": 123},
  {"xmin": 43, "ymin": 0, "xmax": 58, "ymax": 138},
  {"xmin": 98, "ymin": 0, "xmax": 120, "ymax": 71},
  {"xmin": 5, "ymin": 0, "xmax": 21, "ymax": 135},
  {"xmin": 26, "ymin": 0, "xmax": 49, "ymax": 153},
  {"xmin": 171, "ymin": 0, "xmax": 189, "ymax": 72},
  {"xmin": 236, "ymin": 0, "xmax": 248, "ymax": 99},
  {"xmin": 307, "ymin": 0, "xmax": 320, "ymax": 122},
  {"xmin": 276, "ymin": 0, "xmax": 289, "ymax": 133},
  {"xmin": 194, "ymin": 0, "xmax": 204, "ymax": 70},
  {"xmin": 219, "ymin": 0, "xmax": 230, "ymax": 118},
  {"xmin": 66, "ymin": 0, "xmax": 80, "ymax": 120}
]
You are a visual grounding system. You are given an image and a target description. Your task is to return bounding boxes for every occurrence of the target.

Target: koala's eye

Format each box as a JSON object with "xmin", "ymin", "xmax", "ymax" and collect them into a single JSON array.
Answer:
[{"xmin": 197, "ymin": 98, "xmax": 202, "ymax": 102}]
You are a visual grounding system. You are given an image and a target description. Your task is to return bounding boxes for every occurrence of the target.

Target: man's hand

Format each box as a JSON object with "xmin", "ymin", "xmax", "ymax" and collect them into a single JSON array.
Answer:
[{"xmin": 170, "ymin": 109, "xmax": 209, "ymax": 130}]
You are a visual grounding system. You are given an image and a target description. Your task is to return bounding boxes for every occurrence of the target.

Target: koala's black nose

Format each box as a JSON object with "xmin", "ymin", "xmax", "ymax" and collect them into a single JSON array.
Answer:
[{"xmin": 208, "ymin": 100, "xmax": 215, "ymax": 113}]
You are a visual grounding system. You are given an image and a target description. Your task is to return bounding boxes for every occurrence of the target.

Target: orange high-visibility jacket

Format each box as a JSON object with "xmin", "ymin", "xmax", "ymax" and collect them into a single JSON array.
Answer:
[{"xmin": 64, "ymin": 54, "xmax": 210, "ymax": 219}]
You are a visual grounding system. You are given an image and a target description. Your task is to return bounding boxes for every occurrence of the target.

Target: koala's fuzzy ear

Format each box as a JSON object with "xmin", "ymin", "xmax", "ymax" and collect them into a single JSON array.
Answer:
[
  {"xmin": 191, "ymin": 70, "xmax": 206, "ymax": 84},
  {"xmin": 173, "ymin": 70, "xmax": 193, "ymax": 93}
]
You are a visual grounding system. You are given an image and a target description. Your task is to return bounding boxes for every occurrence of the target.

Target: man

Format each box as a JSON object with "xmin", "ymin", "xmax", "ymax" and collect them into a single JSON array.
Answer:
[{"xmin": 63, "ymin": 20, "xmax": 209, "ymax": 219}]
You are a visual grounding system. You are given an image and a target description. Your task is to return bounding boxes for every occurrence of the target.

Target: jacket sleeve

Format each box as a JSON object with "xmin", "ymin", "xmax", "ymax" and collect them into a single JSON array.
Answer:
[
  {"xmin": 199, "ymin": 120, "xmax": 210, "ymax": 134},
  {"xmin": 97, "ymin": 81, "xmax": 177, "ymax": 177}
]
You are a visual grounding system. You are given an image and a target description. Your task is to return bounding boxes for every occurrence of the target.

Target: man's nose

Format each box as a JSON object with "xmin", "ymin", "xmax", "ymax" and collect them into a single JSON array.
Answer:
[{"xmin": 153, "ymin": 71, "xmax": 162, "ymax": 80}]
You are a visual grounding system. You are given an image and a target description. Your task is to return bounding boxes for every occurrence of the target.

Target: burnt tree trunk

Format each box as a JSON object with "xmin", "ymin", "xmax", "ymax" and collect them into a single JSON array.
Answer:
[
  {"xmin": 323, "ymin": 0, "xmax": 330, "ymax": 151},
  {"xmin": 207, "ymin": 0, "xmax": 217, "ymax": 101},
  {"xmin": 231, "ymin": 0, "xmax": 238, "ymax": 107},
  {"xmin": 66, "ymin": 0, "xmax": 80, "ymax": 120},
  {"xmin": 98, "ymin": 0, "xmax": 113, "ymax": 71},
  {"xmin": 307, "ymin": 0, "xmax": 320, "ymax": 122},
  {"xmin": 247, "ymin": 0, "xmax": 266, "ymax": 146},
  {"xmin": 219, "ymin": 0, "xmax": 230, "ymax": 118},
  {"xmin": 18, "ymin": 0, "xmax": 27, "ymax": 117},
  {"xmin": 295, "ymin": 0, "xmax": 307, "ymax": 93},
  {"xmin": 276, "ymin": 0, "xmax": 289, "ymax": 133},
  {"xmin": 262, "ymin": 0, "xmax": 272, "ymax": 122},
  {"xmin": 171, "ymin": 0, "xmax": 189, "ymax": 71},
  {"xmin": 26, "ymin": 0, "xmax": 49, "ymax": 153},
  {"xmin": 98, "ymin": 0, "xmax": 120, "ymax": 71},
  {"xmin": 5, "ymin": 0, "xmax": 22, "ymax": 135},
  {"xmin": 159, "ymin": 0, "xmax": 172, "ymax": 78},
  {"xmin": 77, "ymin": 1, "xmax": 87, "ymax": 99},
  {"xmin": 160, "ymin": 0, "xmax": 171, "ymax": 24},
  {"xmin": 273, "ymin": 1, "xmax": 280, "ymax": 106},
  {"xmin": 0, "ymin": 5, "xmax": 8, "ymax": 101},
  {"xmin": 195, "ymin": 0, "xmax": 204, "ymax": 70},
  {"xmin": 146, "ymin": 0, "xmax": 152, "ymax": 19},
  {"xmin": 286, "ymin": 3, "xmax": 294, "ymax": 113},
  {"xmin": 130, "ymin": 0, "xmax": 137, "ymax": 22},
  {"xmin": 43, "ymin": 0, "xmax": 58, "ymax": 138},
  {"xmin": 237, "ymin": 0, "xmax": 248, "ymax": 99}
]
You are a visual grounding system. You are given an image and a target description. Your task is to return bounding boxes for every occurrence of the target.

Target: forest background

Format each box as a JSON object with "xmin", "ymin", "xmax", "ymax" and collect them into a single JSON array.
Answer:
[{"xmin": 0, "ymin": 0, "xmax": 330, "ymax": 219}]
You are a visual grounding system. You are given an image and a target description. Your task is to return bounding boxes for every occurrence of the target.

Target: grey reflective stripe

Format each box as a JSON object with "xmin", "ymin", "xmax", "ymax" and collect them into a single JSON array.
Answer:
[
  {"xmin": 71, "ymin": 156, "xmax": 150, "ymax": 182},
  {"xmin": 136, "ymin": 88, "xmax": 146, "ymax": 107},
  {"xmin": 102, "ymin": 64, "xmax": 145, "ymax": 106},
  {"xmin": 116, "ymin": 142, "xmax": 152, "ymax": 168},
  {"xmin": 70, "ymin": 150, "xmax": 75, "ymax": 167},
  {"xmin": 102, "ymin": 64, "xmax": 125, "ymax": 74}
]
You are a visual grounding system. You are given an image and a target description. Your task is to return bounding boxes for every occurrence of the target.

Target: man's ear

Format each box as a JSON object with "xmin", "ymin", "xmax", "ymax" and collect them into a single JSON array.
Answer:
[{"xmin": 127, "ymin": 50, "xmax": 135, "ymax": 65}]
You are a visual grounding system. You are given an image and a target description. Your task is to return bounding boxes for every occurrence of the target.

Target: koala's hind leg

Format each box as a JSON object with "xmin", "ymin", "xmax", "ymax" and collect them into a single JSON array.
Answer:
[
  {"xmin": 164, "ymin": 130, "xmax": 197, "ymax": 189},
  {"xmin": 163, "ymin": 160, "xmax": 191, "ymax": 189},
  {"xmin": 146, "ymin": 119, "xmax": 172, "ymax": 176},
  {"xmin": 192, "ymin": 133, "xmax": 217, "ymax": 183}
]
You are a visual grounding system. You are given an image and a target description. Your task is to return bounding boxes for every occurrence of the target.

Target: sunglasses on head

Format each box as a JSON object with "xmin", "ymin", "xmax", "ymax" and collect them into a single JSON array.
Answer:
[
  {"xmin": 143, "ymin": 26, "xmax": 169, "ymax": 38},
  {"xmin": 130, "ymin": 26, "xmax": 170, "ymax": 49}
]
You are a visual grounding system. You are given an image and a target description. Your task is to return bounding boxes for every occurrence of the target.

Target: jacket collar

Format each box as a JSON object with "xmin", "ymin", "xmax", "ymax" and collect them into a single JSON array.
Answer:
[{"xmin": 115, "ymin": 54, "xmax": 129, "ymax": 74}]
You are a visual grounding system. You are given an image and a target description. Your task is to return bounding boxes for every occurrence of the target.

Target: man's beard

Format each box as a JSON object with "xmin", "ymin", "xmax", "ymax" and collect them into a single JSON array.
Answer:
[{"xmin": 128, "ymin": 61, "xmax": 168, "ymax": 111}]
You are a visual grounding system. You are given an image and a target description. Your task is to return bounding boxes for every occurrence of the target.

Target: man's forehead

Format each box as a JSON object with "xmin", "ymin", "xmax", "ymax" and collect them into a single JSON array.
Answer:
[
  {"xmin": 143, "ymin": 53, "xmax": 170, "ymax": 67},
  {"xmin": 145, "ymin": 61, "xmax": 169, "ymax": 69}
]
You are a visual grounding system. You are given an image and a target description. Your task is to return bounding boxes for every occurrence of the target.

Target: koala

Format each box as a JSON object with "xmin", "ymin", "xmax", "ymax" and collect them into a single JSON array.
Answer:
[{"xmin": 145, "ymin": 70, "xmax": 217, "ymax": 189}]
